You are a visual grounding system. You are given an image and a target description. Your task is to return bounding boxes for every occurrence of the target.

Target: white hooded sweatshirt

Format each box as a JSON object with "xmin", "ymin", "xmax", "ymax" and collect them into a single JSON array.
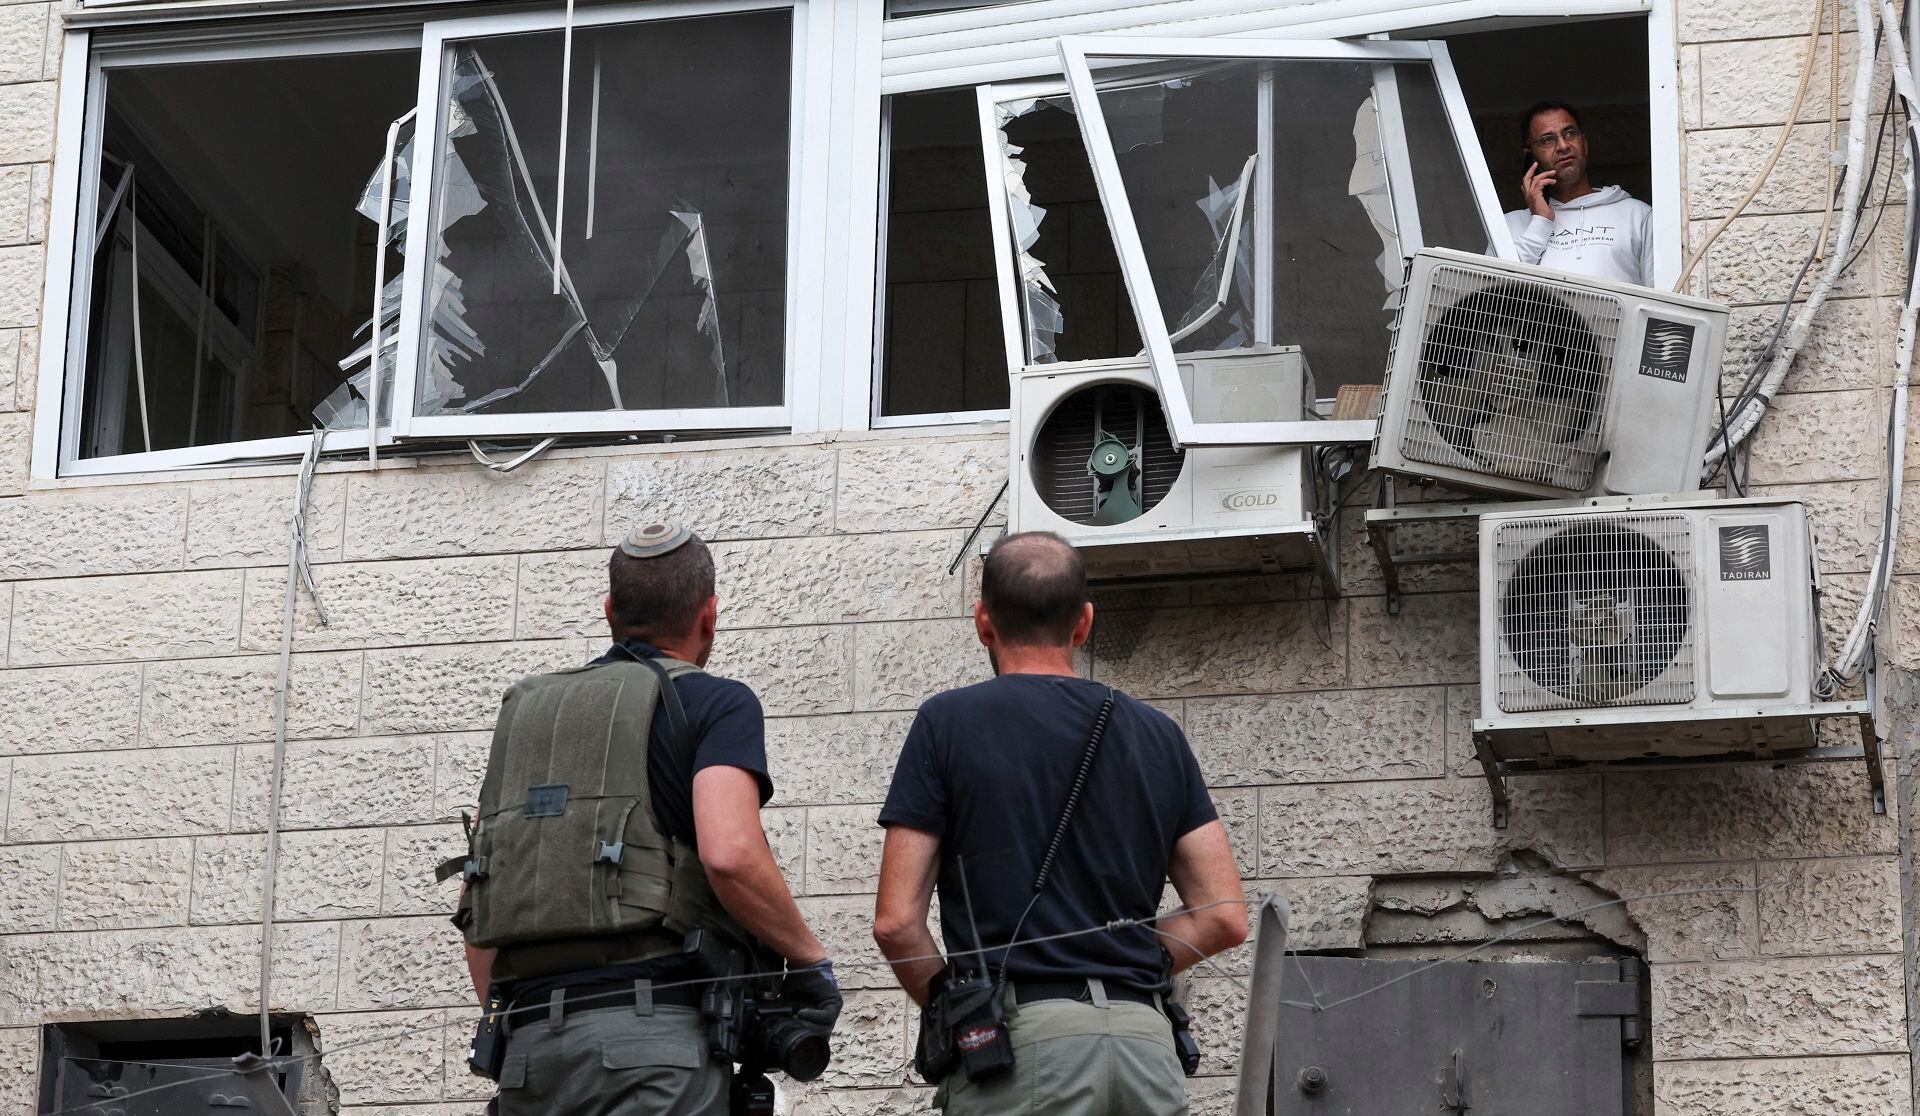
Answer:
[{"xmin": 1502, "ymin": 184, "xmax": 1655, "ymax": 288}]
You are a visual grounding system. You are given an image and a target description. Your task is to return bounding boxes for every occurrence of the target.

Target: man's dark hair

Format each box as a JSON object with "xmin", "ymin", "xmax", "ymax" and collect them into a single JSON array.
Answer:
[
  {"xmin": 1520, "ymin": 100, "xmax": 1582, "ymax": 147},
  {"xmin": 608, "ymin": 535, "xmax": 716, "ymax": 641},
  {"xmin": 980, "ymin": 532, "xmax": 1088, "ymax": 646}
]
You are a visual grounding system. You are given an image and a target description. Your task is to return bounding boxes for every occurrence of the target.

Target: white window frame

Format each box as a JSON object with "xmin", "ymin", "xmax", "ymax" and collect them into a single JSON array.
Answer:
[
  {"xmin": 396, "ymin": 0, "xmax": 809, "ymax": 441},
  {"xmin": 1058, "ymin": 35, "xmax": 1508, "ymax": 447},
  {"xmin": 35, "ymin": 0, "xmax": 829, "ymax": 479}
]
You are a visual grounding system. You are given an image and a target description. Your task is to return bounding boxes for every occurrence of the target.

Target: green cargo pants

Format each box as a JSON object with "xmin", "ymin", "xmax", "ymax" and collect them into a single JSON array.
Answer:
[
  {"xmin": 936, "ymin": 982, "xmax": 1189, "ymax": 1116},
  {"xmin": 494, "ymin": 998, "xmax": 727, "ymax": 1116}
]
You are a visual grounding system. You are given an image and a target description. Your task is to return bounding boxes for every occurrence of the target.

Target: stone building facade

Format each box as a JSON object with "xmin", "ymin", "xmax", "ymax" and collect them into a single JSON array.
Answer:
[{"xmin": 0, "ymin": 0, "xmax": 1916, "ymax": 1113}]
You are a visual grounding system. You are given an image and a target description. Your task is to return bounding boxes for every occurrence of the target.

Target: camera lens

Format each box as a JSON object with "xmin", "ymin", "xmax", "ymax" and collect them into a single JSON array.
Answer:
[{"xmin": 754, "ymin": 1018, "xmax": 831, "ymax": 1082}]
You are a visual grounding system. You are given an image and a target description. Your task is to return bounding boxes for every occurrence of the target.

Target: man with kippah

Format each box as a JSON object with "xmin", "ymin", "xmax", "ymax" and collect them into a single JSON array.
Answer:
[{"xmin": 448, "ymin": 523, "xmax": 840, "ymax": 1115}]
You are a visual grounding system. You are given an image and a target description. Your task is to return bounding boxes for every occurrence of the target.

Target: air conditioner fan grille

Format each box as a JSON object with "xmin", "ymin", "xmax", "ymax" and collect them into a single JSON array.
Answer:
[
  {"xmin": 1402, "ymin": 265, "xmax": 1622, "ymax": 490},
  {"xmin": 1495, "ymin": 513, "xmax": 1696, "ymax": 712},
  {"xmin": 1031, "ymin": 383, "xmax": 1183, "ymax": 525}
]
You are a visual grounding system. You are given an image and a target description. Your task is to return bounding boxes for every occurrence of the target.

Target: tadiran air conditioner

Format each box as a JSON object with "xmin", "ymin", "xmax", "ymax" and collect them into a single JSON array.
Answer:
[{"xmin": 1373, "ymin": 248, "xmax": 1727, "ymax": 500}]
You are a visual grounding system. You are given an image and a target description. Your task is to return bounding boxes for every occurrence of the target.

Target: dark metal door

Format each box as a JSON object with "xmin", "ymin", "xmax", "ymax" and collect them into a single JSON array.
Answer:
[{"xmin": 1271, "ymin": 956, "xmax": 1640, "ymax": 1115}]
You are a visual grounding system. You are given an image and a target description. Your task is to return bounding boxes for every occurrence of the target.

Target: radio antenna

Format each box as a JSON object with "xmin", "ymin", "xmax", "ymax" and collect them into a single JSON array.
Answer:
[{"xmin": 956, "ymin": 854, "xmax": 992, "ymax": 980}]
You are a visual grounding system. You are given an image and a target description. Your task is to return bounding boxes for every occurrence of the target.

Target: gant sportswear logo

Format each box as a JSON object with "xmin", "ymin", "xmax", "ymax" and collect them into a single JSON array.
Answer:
[
  {"xmin": 1638, "ymin": 318, "xmax": 1695, "ymax": 383},
  {"xmin": 1718, "ymin": 525, "xmax": 1771, "ymax": 581}
]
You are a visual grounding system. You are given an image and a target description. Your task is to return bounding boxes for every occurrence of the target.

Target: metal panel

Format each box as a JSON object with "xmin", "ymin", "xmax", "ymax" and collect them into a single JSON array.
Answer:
[{"xmin": 1270, "ymin": 956, "xmax": 1635, "ymax": 1114}]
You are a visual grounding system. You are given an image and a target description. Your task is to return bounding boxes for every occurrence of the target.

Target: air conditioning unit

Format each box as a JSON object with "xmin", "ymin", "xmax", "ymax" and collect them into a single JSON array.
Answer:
[
  {"xmin": 1008, "ymin": 346, "xmax": 1328, "ymax": 581},
  {"xmin": 1373, "ymin": 248, "xmax": 1727, "ymax": 499},
  {"xmin": 1476, "ymin": 496, "xmax": 1823, "ymax": 763}
]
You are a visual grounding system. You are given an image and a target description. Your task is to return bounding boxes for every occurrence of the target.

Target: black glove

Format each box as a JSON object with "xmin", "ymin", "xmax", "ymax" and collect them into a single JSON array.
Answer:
[{"xmin": 784, "ymin": 960, "xmax": 844, "ymax": 1035}]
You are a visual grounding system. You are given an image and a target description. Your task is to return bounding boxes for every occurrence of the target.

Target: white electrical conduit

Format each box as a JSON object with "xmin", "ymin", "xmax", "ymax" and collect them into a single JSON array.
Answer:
[
  {"xmin": 468, "ymin": 437, "xmax": 559, "ymax": 472},
  {"xmin": 1704, "ymin": 0, "xmax": 1881, "ymax": 469},
  {"xmin": 1827, "ymin": 0, "xmax": 1919, "ymax": 686},
  {"xmin": 259, "ymin": 428, "xmax": 332, "ymax": 1054},
  {"xmin": 1674, "ymin": 0, "xmax": 1828, "ymax": 291}
]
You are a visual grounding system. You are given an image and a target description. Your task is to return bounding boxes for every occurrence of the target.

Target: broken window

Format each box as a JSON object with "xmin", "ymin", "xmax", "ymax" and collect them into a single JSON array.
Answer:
[
  {"xmin": 983, "ymin": 39, "xmax": 1510, "ymax": 448},
  {"xmin": 402, "ymin": 7, "xmax": 792, "ymax": 436},
  {"xmin": 72, "ymin": 43, "xmax": 420, "ymax": 465},
  {"xmin": 875, "ymin": 88, "xmax": 1009, "ymax": 420}
]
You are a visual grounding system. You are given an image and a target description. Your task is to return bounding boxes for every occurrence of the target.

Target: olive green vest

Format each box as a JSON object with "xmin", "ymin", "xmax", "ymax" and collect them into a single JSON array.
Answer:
[{"xmin": 446, "ymin": 655, "xmax": 746, "ymax": 978}]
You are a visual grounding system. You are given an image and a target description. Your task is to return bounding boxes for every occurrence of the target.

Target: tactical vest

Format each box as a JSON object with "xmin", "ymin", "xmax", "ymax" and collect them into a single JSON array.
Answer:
[{"xmin": 445, "ymin": 655, "xmax": 746, "ymax": 972}]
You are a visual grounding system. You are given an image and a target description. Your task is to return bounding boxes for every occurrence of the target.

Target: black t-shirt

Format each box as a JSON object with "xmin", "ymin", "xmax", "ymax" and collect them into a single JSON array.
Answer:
[
  {"xmin": 592, "ymin": 640, "xmax": 773, "ymax": 844},
  {"xmin": 878, "ymin": 674, "xmax": 1218, "ymax": 990}
]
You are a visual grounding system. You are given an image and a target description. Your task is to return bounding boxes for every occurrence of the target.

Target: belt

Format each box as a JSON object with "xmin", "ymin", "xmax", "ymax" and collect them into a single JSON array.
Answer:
[
  {"xmin": 1014, "ymin": 979, "xmax": 1159, "ymax": 1007},
  {"xmin": 507, "ymin": 979, "xmax": 702, "ymax": 1023}
]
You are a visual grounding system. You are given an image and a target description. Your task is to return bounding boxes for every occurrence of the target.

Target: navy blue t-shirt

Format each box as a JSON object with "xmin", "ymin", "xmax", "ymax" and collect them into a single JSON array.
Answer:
[
  {"xmin": 592, "ymin": 639, "xmax": 772, "ymax": 844},
  {"xmin": 878, "ymin": 674, "xmax": 1218, "ymax": 990}
]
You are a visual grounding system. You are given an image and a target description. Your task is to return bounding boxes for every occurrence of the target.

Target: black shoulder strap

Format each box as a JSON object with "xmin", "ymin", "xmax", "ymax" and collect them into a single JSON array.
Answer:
[{"xmin": 609, "ymin": 643, "xmax": 693, "ymax": 749}]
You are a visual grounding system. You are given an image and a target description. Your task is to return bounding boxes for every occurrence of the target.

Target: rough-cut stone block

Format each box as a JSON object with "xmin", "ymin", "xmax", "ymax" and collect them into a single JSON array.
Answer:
[
  {"xmin": 1246, "ymin": 877, "xmax": 1371, "ymax": 954},
  {"xmin": 766, "ymin": 712, "xmax": 914, "ymax": 807},
  {"xmin": 191, "ymin": 830, "xmax": 390, "ymax": 924},
  {"xmin": 0, "ymin": 411, "xmax": 25, "ymax": 497},
  {"xmin": 606, "ymin": 447, "xmax": 836, "ymax": 542},
  {"xmin": 836, "ymin": 439, "xmax": 1005, "ymax": 534},
  {"xmin": 10, "ymin": 570, "xmax": 240, "ymax": 666},
  {"xmin": 0, "ymin": 82, "xmax": 51, "ymax": 165},
  {"xmin": 1348, "ymin": 592, "xmax": 1477, "ymax": 688},
  {"xmin": 0, "ymin": 244, "xmax": 36, "ymax": 349},
  {"xmin": 11, "ymin": 327, "xmax": 31, "ymax": 412},
  {"xmin": 1689, "ymin": 123, "xmax": 1895, "ymax": 220},
  {"xmin": 362, "ymin": 641, "xmax": 584, "ymax": 735},
  {"xmin": 713, "ymin": 532, "xmax": 964, "ymax": 628},
  {"xmin": 1726, "ymin": 300, "xmax": 1884, "ymax": 395},
  {"xmin": 852, "ymin": 619, "xmax": 990, "ymax": 712},
  {"xmin": 1690, "ymin": 214, "xmax": 1875, "ymax": 305},
  {"xmin": 1749, "ymin": 480, "xmax": 1881, "ymax": 574},
  {"xmin": 385, "ymin": 825, "xmax": 465, "ymax": 917},
  {"xmin": 7, "ymin": 746, "xmax": 233, "ymax": 842},
  {"xmin": 1655, "ymin": 1055, "xmax": 1911, "ymax": 1116},
  {"xmin": 186, "ymin": 476, "xmax": 346, "ymax": 568},
  {"xmin": 805, "ymin": 805, "xmax": 886, "ymax": 895},
  {"xmin": 1181, "ymin": 976, "xmax": 1247, "ymax": 1078},
  {"xmin": 0, "ymin": 922, "xmax": 340, "ymax": 1025},
  {"xmin": 1185, "ymin": 687, "xmax": 1444, "ymax": 786},
  {"xmin": 1758, "ymin": 856, "xmax": 1902, "ymax": 955},
  {"xmin": 1605, "ymin": 762, "xmax": 1895, "ymax": 863},
  {"xmin": 764, "ymin": 807, "xmax": 808, "ymax": 882},
  {"xmin": 1745, "ymin": 389, "xmax": 1882, "ymax": 484},
  {"xmin": 1094, "ymin": 601, "xmax": 1346, "ymax": 699},
  {"xmin": 337, "ymin": 917, "xmax": 472, "ymax": 1010},
  {"xmin": 513, "ymin": 549, "xmax": 604, "ymax": 639},
  {"xmin": 0, "ymin": 843, "xmax": 59, "ymax": 932},
  {"xmin": 58, "ymin": 838, "xmax": 193, "ymax": 930},
  {"xmin": 316, "ymin": 1010, "xmax": 445, "ymax": 1105},
  {"xmin": 345, "ymin": 459, "xmax": 604, "ymax": 560},
  {"xmin": 0, "ymin": 486, "xmax": 187, "ymax": 580},
  {"xmin": 818, "ymin": 990, "xmax": 909, "ymax": 1088},
  {"xmin": 0, "ymin": 329, "xmax": 19, "ymax": 412},
  {"xmin": 443, "ymin": 1014, "xmax": 499, "ymax": 1101},
  {"xmin": 434, "ymin": 732, "xmax": 492, "ymax": 818},
  {"xmin": 1587, "ymin": 864, "xmax": 1757, "ymax": 963},
  {"xmin": 1698, "ymin": 33, "xmax": 1886, "ymax": 128},
  {"xmin": 707, "ymin": 626, "xmax": 852, "ymax": 717},
  {"xmin": 0, "ymin": 164, "xmax": 27, "ymax": 245},
  {"xmin": 233, "ymin": 737, "xmax": 439, "ymax": 831},
  {"xmin": 1337, "ymin": 509, "xmax": 1475, "ymax": 597},
  {"xmin": 779, "ymin": 1083, "xmax": 935, "ymax": 1115},
  {"xmin": 1212, "ymin": 787, "xmax": 1258, "ymax": 879},
  {"xmin": 1261, "ymin": 776, "xmax": 1602, "ymax": 876},
  {"xmin": 1681, "ymin": 0, "xmax": 1859, "ymax": 40},
  {"xmin": 0, "ymin": 662, "xmax": 141, "ymax": 755},
  {"xmin": 143, "ymin": 652, "xmax": 362, "ymax": 747},
  {"xmin": 1653, "ymin": 955, "xmax": 1904, "ymax": 1059},
  {"xmin": 796, "ymin": 895, "xmax": 914, "ymax": 990},
  {"xmin": 0, "ymin": 1028, "xmax": 35, "ymax": 1116},
  {"xmin": 242, "ymin": 556, "xmax": 518, "ymax": 653}
]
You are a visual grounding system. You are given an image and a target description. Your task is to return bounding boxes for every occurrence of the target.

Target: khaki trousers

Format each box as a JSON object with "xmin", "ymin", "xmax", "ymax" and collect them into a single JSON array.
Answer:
[
  {"xmin": 937, "ymin": 985, "xmax": 1189, "ymax": 1116},
  {"xmin": 495, "ymin": 1000, "xmax": 727, "ymax": 1116}
]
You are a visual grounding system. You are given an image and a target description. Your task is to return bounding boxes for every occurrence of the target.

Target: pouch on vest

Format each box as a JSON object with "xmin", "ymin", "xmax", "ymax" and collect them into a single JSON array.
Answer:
[{"xmin": 454, "ymin": 656, "xmax": 733, "ymax": 950}]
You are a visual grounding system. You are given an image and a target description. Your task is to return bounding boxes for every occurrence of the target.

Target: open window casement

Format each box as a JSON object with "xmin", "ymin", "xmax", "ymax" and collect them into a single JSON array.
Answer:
[
  {"xmin": 1051, "ymin": 36, "xmax": 1515, "ymax": 449},
  {"xmin": 395, "ymin": 2, "xmax": 798, "ymax": 441}
]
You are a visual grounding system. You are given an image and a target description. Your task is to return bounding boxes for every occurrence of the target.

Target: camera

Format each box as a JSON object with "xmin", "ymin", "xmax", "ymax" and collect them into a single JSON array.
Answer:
[{"xmin": 687, "ymin": 928, "xmax": 833, "ymax": 1088}]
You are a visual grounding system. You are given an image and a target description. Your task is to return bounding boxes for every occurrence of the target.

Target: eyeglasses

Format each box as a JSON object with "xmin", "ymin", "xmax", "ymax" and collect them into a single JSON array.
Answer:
[{"xmin": 1528, "ymin": 125, "xmax": 1583, "ymax": 151}]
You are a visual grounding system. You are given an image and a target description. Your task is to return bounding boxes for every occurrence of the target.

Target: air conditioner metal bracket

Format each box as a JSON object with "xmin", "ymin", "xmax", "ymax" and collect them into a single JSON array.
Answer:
[{"xmin": 1471, "ymin": 679, "xmax": 1885, "ymax": 828}]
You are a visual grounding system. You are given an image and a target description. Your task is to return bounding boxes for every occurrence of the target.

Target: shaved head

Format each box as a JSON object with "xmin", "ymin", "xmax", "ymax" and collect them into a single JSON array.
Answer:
[{"xmin": 980, "ymin": 532, "xmax": 1088, "ymax": 647}]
